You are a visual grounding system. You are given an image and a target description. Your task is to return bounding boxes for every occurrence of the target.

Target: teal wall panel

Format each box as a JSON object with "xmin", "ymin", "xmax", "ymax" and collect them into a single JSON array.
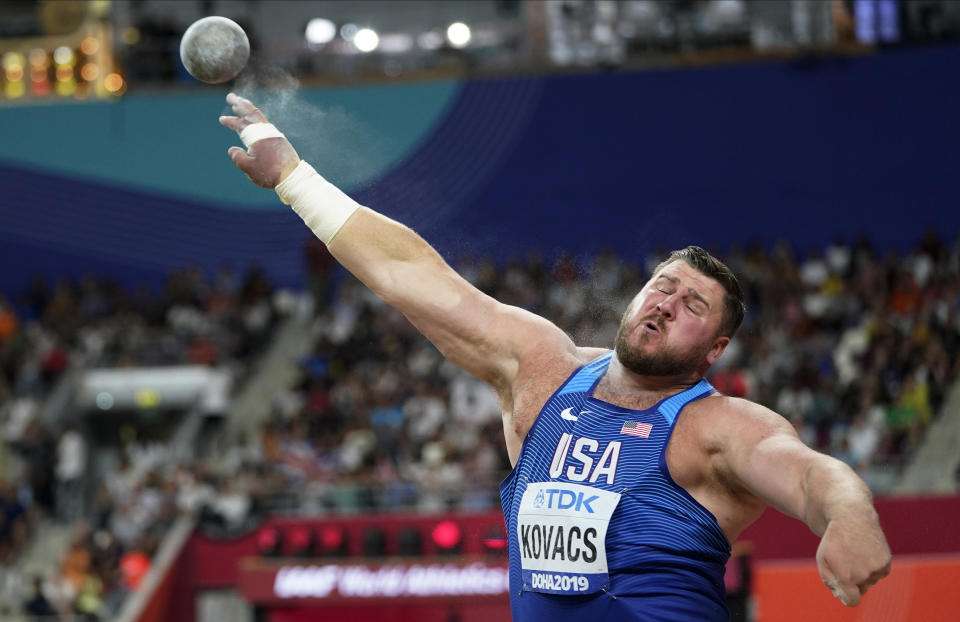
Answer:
[{"xmin": 0, "ymin": 80, "xmax": 462, "ymax": 209}]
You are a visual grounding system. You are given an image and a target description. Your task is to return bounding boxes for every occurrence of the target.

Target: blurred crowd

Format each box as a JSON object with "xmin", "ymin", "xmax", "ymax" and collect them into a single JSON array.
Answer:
[
  {"xmin": 246, "ymin": 230, "xmax": 960, "ymax": 517},
  {"xmin": 1, "ymin": 230, "xmax": 958, "ymax": 618},
  {"xmin": 0, "ymin": 263, "xmax": 278, "ymax": 620},
  {"xmin": 720, "ymin": 231, "xmax": 958, "ymax": 486}
]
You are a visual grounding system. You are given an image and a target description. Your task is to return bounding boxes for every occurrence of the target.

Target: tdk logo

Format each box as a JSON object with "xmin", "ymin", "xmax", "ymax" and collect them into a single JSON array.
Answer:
[{"xmin": 539, "ymin": 488, "xmax": 599, "ymax": 513}]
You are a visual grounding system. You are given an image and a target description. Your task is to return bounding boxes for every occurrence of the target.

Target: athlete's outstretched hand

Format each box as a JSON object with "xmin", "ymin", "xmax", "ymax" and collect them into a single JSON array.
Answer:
[
  {"xmin": 815, "ymin": 514, "xmax": 891, "ymax": 606},
  {"xmin": 219, "ymin": 92, "xmax": 300, "ymax": 189}
]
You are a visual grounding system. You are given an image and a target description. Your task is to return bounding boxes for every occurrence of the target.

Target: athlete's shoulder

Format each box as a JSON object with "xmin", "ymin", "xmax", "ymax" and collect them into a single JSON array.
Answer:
[
  {"xmin": 514, "ymin": 344, "xmax": 595, "ymax": 397},
  {"xmin": 686, "ymin": 393, "xmax": 795, "ymax": 441},
  {"xmin": 506, "ymin": 347, "xmax": 602, "ymax": 445},
  {"xmin": 575, "ymin": 346, "xmax": 610, "ymax": 361},
  {"xmin": 522, "ymin": 346, "xmax": 607, "ymax": 391}
]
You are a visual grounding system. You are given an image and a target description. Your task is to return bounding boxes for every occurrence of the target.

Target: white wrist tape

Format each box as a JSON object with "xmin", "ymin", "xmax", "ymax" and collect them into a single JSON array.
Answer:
[
  {"xmin": 240, "ymin": 122, "xmax": 285, "ymax": 148},
  {"xmin": 275, "ymin": 160, "xmax": 361, "ymax": 244}
]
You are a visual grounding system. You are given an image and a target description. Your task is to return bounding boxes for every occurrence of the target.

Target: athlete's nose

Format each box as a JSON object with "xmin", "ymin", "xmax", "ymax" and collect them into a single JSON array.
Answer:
[{"xmin": 656, "ymin": 301, "xmax": 673, "ymax": 320}]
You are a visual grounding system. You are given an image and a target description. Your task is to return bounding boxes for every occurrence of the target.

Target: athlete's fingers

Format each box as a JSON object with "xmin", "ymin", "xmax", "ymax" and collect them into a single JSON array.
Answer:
[
  {"xmin": 857, "ymin": 562, "xmax": 890, "ymax": 597},
  {"xmin": 821, "ymin": 573, "xmax": 861, "ymax": 606},
  {"xmin": 836, "ymin": 581, "xmax": 861, "ymax": 607},
  {"xmin": 226, "ymin": 92, "xmax": 267, "ymax": 123},
  {"xmin": 226, "ymin": 91, "xmax": 253, "ymax": 114},
  {"xmin": 818, "ymin": 559, "xmax": 860, "ymax": 606},
  {"xmin": 219, "ymin": 115, "xmax": 249, "ymax": 133}
]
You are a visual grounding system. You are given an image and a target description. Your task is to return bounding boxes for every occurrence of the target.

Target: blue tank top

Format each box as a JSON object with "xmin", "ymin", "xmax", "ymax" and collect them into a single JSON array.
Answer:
[{"xmin": 499, "ymin": 351, "xmax": 731, "ymax": 621}]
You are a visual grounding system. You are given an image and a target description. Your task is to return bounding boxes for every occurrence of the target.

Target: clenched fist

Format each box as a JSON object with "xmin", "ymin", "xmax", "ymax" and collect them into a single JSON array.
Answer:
[
  {"xmin": 816, "ymin": 514, "xmax": 892, "ymax": 606},
  {"xmin": 219, "ymin": 92, "xmax": 300, "ymax": 189}
]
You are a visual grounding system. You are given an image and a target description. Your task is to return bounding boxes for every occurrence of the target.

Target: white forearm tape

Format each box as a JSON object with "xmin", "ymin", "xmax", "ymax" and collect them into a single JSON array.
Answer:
[
  {"xmin": 275, "ymin": 160, "xmax": 361, "ymax": 244},
  {"xmin": 239, "ymin": 122, "xmax": 285, "ymax": 148}
]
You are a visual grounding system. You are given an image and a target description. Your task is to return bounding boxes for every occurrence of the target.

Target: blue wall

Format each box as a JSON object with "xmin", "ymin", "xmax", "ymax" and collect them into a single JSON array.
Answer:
[{"xmin": 2, "ymin": 44, "xmax": 959, "ymax": 295}]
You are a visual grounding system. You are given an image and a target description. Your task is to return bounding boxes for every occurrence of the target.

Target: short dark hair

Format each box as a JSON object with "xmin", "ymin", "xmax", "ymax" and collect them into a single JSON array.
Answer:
[{"xmin": 654, "ymin": 246, "xmax": 746, "ymax": 339}]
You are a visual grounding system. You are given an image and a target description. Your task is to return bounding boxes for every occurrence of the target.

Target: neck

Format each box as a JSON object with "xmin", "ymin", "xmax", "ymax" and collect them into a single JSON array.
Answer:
[{"xmin": 603, "ymin": 354, "xmax": 704, "ymax": 396}]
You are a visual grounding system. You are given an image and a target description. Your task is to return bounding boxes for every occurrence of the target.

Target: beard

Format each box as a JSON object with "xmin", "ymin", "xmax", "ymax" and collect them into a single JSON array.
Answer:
[{"xmin": 614, "ymin": 319, "xmax": 709, "ymax": 377}]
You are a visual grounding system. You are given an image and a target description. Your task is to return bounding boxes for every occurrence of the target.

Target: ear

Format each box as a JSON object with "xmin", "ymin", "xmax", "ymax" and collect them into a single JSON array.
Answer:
[{"xmin": 706, "ymin": 335, "xmax": 730, "ymax": 366}]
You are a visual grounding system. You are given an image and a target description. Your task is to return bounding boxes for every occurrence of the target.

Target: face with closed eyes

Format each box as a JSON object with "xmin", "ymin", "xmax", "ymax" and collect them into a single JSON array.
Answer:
[{"xmin": 614, "ymin": 260, "xmax": 730, "ymax": 378}]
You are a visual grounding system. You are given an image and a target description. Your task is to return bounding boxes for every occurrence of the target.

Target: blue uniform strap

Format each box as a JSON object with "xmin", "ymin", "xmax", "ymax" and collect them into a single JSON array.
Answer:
[
  {"xmin": 557, "ymin": 351, "xmax": 614, "ymax": 396},
  {"xmin": 657, "ymin": 379, "xmax": 715, "ymax": 425}
]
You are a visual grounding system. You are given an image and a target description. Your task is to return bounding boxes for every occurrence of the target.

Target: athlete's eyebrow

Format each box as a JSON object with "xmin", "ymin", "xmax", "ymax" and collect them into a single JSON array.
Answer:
[
  {"xmin": 656, "ymin": 274, "xmax": 711, "ymax": 310},
  {"xmin": 687, "ymin": 289, "xmax": 711, "ymax": 310}
]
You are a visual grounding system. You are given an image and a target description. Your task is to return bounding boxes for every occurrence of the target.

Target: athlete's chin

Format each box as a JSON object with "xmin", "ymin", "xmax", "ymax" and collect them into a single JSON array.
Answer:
[
  {"xmin": 615, "ymin": 343, "xmax": 700, "ymax": 377},
  {"xmin": 615, "ymin": 329, "xmax": 673, "ymax": 373},
  {"xmin": 627, "ymin": 336, "xmax": 666, "ymax": 358},
  {"xmin": 624, "ymin": 329, "xmax": 662, "ymax": 351}
]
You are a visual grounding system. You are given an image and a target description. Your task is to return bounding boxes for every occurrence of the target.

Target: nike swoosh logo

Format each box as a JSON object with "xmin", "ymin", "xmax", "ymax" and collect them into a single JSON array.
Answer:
[{"xmin": 560, "ymin": 407, "xmax": 590, "ymax": 422}]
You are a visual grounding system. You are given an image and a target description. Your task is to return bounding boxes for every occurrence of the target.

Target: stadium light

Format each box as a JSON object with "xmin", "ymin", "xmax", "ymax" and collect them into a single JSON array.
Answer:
[
  {"xmin": 446, "ymin": 22, "xmax": 471, "ymax": 48},
  {"xmin": 95, "ymin": 392, "xmax": 114, "ymax": 410},
  {"xmin": 318, "ymin": 525, "xmax": 348, "ymax": 557},
  {"xmin": 353, "ymin": 28, "xmax": 380, "ymax": 53},
  {"xmin": 81, "ymin": 63, "xmax": 99, "ymax": 82},
  {"xmin": 305, "ymin": 18, "xmax": 336, "ymax": 45},
  {"xmin": 431, "ymin": 520, "xmax": 462, "ymax": 555},
  {"xmin": 482, "ymin": 525, "xmax": 508, "ymax": 555},
  {"xmin": 53, "ymin": 46, "xmax": 75, "ymax": 65},
  {"xmin": 288, "ymin": 526, "xmax": 315, "ymax": 558},
  {"xmin": 80, "ymin": 36, "xmax": 99, "ymax": 55},
  {"xmin": 104, "ymin": 73, "xmax": 125, "ymax": 96},
  {"xmin": 257, "ymin": 526, "xmax": 283, "ymax": 557}
]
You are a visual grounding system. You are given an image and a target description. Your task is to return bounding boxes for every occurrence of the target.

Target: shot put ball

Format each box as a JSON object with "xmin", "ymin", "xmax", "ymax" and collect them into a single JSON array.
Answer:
[{"xmin": 179, "ymin": 16, "xmax": 250, "ymax": 84}]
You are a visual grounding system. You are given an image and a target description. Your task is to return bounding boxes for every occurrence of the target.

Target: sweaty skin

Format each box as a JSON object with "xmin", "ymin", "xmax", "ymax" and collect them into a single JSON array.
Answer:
[{"xmin": 219, "ymin": 93, "xmax": 891, "ymax": 607}]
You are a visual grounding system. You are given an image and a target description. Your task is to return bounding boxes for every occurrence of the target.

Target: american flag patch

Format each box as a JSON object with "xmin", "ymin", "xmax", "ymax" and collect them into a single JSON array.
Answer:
[{"xmin": 621, "ymin": 421, "xmax": 653, "ymax": 438}]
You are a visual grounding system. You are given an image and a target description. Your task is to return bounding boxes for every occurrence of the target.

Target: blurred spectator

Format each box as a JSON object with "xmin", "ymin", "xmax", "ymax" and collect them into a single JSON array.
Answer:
[
  {"xmin": 0, "ymin": 296, "xmax": 17, "ymax": 344},
  {"xmin": 16, "ymin": 419, "xmax": 57, "ymax": 518},
  {"xmin": 846, "ymin": 410, "xmax": 880, "ymax": 474},
  {"xmin": 22, "ymin": 575, "xmax": 58, "ymax": 622},
  {"xmin": 0, "ymin": 479, "xmax": 28, "ymax": 564},
  {"xmin": 61, "ymin": 526, "xmax": 92, "ymax": 591},
  {"xmin": 118, "ymin": 546, "xmax": 151, "ymax": 592},
  {"xmin": 1, "ymin": 261, "xmax": 285, "ymax": 615},
  {"xmin": 55, "ymin": 423, "xmax": 86, "ymax": 523}
]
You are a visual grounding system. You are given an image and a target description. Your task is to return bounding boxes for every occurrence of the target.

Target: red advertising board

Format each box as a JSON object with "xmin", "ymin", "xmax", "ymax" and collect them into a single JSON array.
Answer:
[
  {"xmin": 237, "ymin": 556, "xmax": 510, "ymax": 607},
  {"xmin": 141, "ymin": 496, "xmax": 960, "ymax": 622},
  {"xmin": 753, "ymin": 554, "xmax": 960, "ymax": 621}
]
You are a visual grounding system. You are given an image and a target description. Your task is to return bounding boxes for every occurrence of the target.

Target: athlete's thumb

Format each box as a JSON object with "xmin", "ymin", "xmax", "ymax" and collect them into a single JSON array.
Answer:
[
  {"xmin": 818, "ymin": 558, "xmax": 861, "ymax": 606},
  {"xmin": 228, "ymin": 146, "xmax": 257, "ymax": 178}
]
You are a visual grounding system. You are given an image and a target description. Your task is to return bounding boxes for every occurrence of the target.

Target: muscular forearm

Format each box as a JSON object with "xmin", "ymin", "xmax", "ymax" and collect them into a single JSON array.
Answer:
[
  {"xmin": 319, "ymin": 198, "xmax": 525, "ymax": 390},
  {"xmin": 327, "ymin": 207, "xmax": 465, "ymax": 312},
  {"xmin": 801, "ymin": 456, "xmax": 878, "ymax": 536},
  {"xmin": 274, "ymin": 158, "xmax": 467, "ymax": 312}
]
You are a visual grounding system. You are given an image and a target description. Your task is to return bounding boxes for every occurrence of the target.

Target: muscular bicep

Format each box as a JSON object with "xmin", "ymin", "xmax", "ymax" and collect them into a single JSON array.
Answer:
[
  {"xmin": 328, "ymin": 208, "xmax": 576, "ymax": 396},
  {"xmin": 400, "ymin": 275, "xmax": 576, "ymax": 393},
  {"xmin": 720, "ymin": 400, "xmax": 826, "ymax": 522}
]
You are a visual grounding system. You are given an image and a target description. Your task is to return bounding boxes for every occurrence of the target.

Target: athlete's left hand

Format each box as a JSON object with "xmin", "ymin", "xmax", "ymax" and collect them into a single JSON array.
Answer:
[{"xmin": 815, "ymin": 514, "xmax": 891, "ymax": 606}]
